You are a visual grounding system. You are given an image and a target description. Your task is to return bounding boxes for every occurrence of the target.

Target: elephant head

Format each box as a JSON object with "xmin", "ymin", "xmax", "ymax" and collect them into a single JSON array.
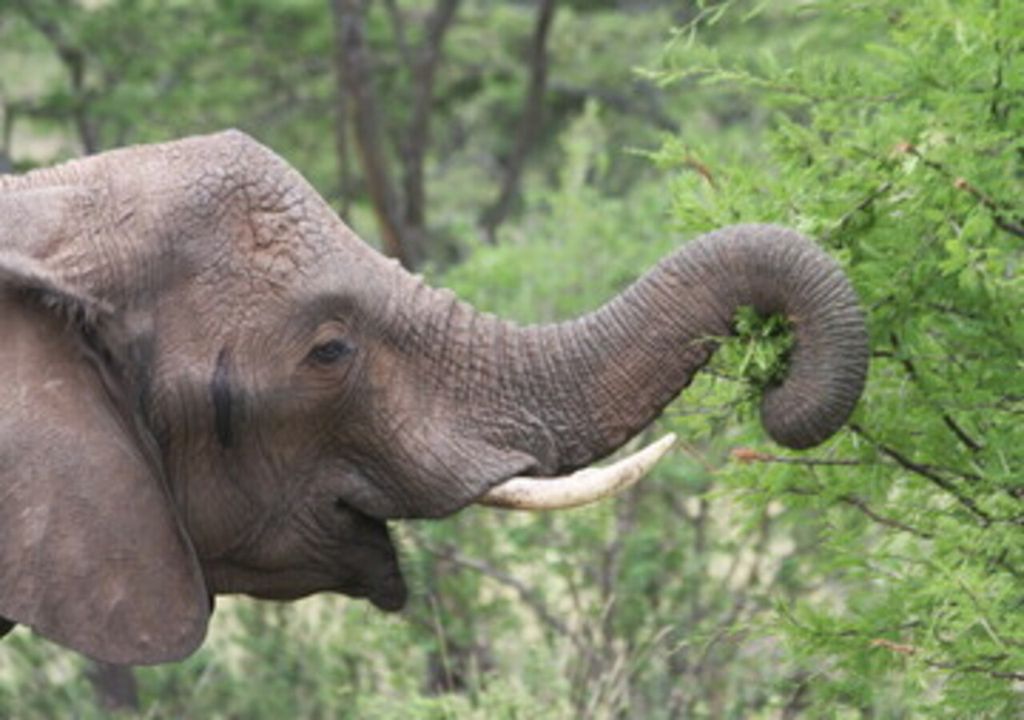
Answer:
[{"xmin": 0, "ymin": 131, "xmax": 868, "ymax": 664}]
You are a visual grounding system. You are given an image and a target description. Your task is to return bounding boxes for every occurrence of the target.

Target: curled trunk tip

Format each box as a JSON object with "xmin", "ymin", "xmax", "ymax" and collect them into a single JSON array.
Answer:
[{"xmin": 692, "ymin": 224, "xmax": 869, "ymax": 448}]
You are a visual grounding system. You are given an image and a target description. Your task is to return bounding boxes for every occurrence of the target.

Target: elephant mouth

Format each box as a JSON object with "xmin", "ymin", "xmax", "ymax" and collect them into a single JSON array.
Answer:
[{"xmin": 352, "ymin": 433, "xmax": 676, "ymax": 612}]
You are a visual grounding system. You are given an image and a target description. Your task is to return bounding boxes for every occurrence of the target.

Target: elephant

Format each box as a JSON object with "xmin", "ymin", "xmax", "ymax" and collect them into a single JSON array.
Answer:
[{"xmin": 0, "ymin": 130, "xmax": 868, "ymax": 665}]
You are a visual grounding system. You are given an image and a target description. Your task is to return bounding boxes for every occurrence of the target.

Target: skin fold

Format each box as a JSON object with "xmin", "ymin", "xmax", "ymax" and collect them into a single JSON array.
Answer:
[{"xmin": 0, "ymin": 131, "xmax": 868, "ymax": 664}]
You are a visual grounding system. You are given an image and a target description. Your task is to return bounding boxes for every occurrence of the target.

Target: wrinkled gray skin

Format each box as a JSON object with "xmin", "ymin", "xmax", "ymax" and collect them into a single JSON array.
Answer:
[{"xmin": 0, "ymin": 131, "xmax": 868, "ymax": 665}]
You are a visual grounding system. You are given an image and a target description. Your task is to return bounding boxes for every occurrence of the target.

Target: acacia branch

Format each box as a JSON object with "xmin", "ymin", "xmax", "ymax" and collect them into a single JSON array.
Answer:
[
  {"xmin": 850, "ymin": 425, "xmax": 993, "ymax": 526},
  {"xmin": 923, "ymin": 656, "xmax": 1024, "ymax": 682},
  {"xmin": 887, "ymin": 332, "xmax": 983, "ymax": 454},
  {"xmin": 776, "ymin": 481, "xmax": 935, "ymax": 539},
  {"xmin": 780, "ymin": 673, "xmax": 811, "ymax": 720},
  {"xmin": 895, "ymin": 143, "xmax": 1024, "ymax": 239},
  {"xmin": 839, "ymin": 494, "xmax": 934, "ymax": 539},
  {"xmin": 869, "ymin": 640, "xmax": 1024, "ymax": 682},
  {"xmin": 731, "ymin": 447, "xmax": 863, "ymax": 467},
  {"xmin": 823, "ymin": 181, "xmax": 893, "ymax": 240},
  {"xmin": 953, "ymin": 176, "xmax": 1024, "ymax": 238}
]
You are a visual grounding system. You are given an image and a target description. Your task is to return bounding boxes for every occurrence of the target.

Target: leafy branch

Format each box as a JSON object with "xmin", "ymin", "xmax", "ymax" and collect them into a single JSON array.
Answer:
[
  {"xmin": 850, "ymin": 424, "xmax": 994, "ymax": 526},
  {"xmin": 895, "ymin": 142, "xmax": 1024, "ymax": 240}
]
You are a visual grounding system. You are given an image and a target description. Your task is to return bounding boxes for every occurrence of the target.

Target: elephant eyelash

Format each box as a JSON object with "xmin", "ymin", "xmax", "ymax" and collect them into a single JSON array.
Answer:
[{"xmin": 308, "ymin": 339, "xmax": 355, "ymax": 365}]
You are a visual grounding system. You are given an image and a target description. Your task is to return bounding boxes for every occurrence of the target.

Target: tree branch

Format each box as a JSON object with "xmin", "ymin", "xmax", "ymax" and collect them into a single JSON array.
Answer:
[
  {"xmin": 923, "ymin": 656, "xmax": 1024, "ymax": 682},
  {"xmin": 850, "ymin": 424, "xmax": 993, "ymax": 526},
  {"xmin": 479, "ymin": 0, "xmax": 556, "ymax": 241},
  {"xmin": 13, "ymin": 0, "xmax": 100, "ymax": 154},
  {"xmin": 731, "ymin": 447, "xmax": 863, "ymax": 467},
  {"xmin": 85, "ymin": 662, "xmax": 139, "ymax": 713},
  {"xmin": 0, "ymin": 100, "xmax": 13, "ymax": 173},
  {"xmin": 839, "ymin": 494, "xmax": 935, "ymax": 539},
  {"xmin": 398, "ymin": 0, "xmax": 460, "ymax": 265},
  {"xmin": 329, "ymin": 0, "xmax": 409, "ymax": 267},
  {"xmin": 329, "ymin": 42, "xmax": 353, "ymax": 218},
  {"xmin": 776, "ymin": 482, "xmax": 936, "ymax": 539},
  {"xmin": 888, "ymin": 332, "xmax": 983, "ymax": 454},
  {"xmin": 895, "ymin": 143, "xmax": 1024, "ymax": 239},
  {"xmin": 822, "ymin": 181, "xmax": 893, "ymax": 240},
  {"xmin": 381, "ymin": 0, "xmax": 414, "ymax": 68},
  {"xmin": 420, "ymin": 541, "xmax": 576, "ymax": 643},
  {"xmin": 953, "ymin": 176, "xmax": 1024, "ymax": 239}
]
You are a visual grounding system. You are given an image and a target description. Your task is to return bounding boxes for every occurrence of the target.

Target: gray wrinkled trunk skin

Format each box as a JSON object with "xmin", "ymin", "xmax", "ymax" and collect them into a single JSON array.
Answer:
[{"xmin": 466, "ymin": 224, "xmax": 868, "ymax": 476}]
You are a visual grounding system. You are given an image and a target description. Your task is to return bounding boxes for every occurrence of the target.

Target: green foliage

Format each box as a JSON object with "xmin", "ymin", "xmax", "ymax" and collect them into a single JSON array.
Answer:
[
  {"xmin": 721, "ymin": 306, "xmax": 795, "ymax": 391},
  {"xmin": 654, "ymin": 0, "xmax": 1024, "ymax": 715}
]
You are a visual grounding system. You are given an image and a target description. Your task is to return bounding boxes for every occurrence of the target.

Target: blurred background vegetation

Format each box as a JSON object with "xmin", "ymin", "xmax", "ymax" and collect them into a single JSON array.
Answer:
[{"xmin": 1, "ymin": 0, "xmax": 1022, "ymax": 717}]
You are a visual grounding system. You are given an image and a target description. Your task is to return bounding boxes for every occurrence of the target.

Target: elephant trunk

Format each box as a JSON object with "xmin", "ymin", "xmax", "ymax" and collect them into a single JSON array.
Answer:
[{"xmin": 477, "ymin": 224, "xmax": 868, "ymax": 480}]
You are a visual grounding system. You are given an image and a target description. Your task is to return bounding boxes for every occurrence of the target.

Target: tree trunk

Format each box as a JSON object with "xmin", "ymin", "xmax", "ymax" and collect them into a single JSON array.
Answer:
[
  {"xmin": 330, "ymin": 0, "xmax": 460, "ymax": 269},
  {"xmin": 329, "ymin": 0, "xmax": 410, "ymax": 267},
  {"xmin": 399, "ymin": 0, "xmax": 460, "ymax": 240}
]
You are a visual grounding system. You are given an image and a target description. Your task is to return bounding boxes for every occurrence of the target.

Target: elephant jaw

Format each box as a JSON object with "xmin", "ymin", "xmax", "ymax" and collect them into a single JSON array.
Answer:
[{"xmin": 476, "ymin": 433, "xmax": 676, "ymax": 511}]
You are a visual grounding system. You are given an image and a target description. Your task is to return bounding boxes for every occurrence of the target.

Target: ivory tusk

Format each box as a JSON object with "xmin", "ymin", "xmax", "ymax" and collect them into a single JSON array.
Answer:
[{"xmin": 477, "ymin": 433, "xmax": 677, "ymax": 511}]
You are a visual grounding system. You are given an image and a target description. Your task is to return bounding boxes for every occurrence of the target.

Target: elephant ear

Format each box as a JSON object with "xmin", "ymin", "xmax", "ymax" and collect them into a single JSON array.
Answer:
[{"xmin": 0, "ymin": 252, "xmax": 210, "ymax": 664}]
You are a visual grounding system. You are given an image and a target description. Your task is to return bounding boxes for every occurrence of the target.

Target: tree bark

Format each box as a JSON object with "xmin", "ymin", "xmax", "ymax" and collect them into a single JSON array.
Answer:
[{"xmin": 479, "ymin": 0, "xmax": 557, "ymax": 241}]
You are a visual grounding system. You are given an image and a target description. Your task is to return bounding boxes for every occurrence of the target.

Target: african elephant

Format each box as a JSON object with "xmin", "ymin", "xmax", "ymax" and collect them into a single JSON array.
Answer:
[{"xmin": 0, "ymin": 131, "xmax": 868, "ymax": 665}]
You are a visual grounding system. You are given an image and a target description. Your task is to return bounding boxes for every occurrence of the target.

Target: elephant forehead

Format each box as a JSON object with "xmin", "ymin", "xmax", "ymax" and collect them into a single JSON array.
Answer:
[
  {"xmin": 224, "ymin": 205, "xmax": 314, "ymax": 286},
  {"xmin": 177, "ymin": 180, "xmax": 326, "ymax": 282},
  {"xmin": 172, "ymin": 159, "xmax": 389, "ymax": 299}
]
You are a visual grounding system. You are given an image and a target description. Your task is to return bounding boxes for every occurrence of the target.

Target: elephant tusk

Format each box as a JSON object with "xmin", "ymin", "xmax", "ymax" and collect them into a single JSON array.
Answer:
[{"xmin": 477, "ymin": 433, "xmax": 677, "ymax": 510}]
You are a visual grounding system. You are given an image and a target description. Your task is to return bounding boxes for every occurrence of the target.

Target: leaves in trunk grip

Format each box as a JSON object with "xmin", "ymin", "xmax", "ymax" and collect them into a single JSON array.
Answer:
[{"xmin": 722, "ymin": 305, "xmax": 795, "ymax": 393}]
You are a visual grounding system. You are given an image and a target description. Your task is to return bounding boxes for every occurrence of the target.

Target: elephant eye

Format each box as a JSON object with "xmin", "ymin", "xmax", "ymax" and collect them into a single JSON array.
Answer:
[{"xmin": 308, "ymin": 339, "xmax": 354, "ymax": 365}]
